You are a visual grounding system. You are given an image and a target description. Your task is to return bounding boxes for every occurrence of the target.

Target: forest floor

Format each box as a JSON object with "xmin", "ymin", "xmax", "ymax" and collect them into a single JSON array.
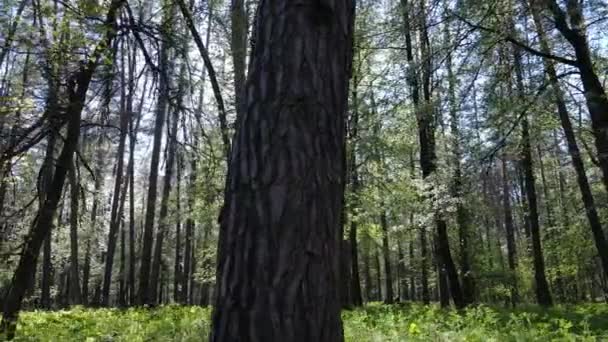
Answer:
[{"xmin": 10, "ymin": 302, "xmax": 608, "ymax": 341}]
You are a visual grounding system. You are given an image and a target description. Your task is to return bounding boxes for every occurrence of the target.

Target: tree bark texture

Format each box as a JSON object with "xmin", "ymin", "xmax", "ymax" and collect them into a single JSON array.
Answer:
[{"xmin": 211, "ymin": 1, "xmax": 355, "ymax": 341}]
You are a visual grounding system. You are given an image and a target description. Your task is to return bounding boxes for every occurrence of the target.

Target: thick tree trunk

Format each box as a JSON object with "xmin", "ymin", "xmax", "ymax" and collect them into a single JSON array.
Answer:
[{"xmin": 211, "ymin": 2, "xmax": 355, "ymax": 340}]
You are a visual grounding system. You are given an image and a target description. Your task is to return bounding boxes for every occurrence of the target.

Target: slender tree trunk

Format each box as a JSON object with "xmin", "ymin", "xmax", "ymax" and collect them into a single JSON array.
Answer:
[
  {"xmin": 363, "ymin": 235, "xmax": 373, "ymax": 302},
  {"xmin": 67, "ymin": 158, "xmax": 82, "ymax": 305},
  {"xmin": 149, "ymin": 105, "xmax": 179, "ymax": 305},
  {"xmin": 174, "ymin": 153, "xmax": 182, "ymax": 303},
  {"xmin": 501, "ymin": 157, "xmax": 519, "ymax": 306},
  {"xmin": 397, "ymin": 240, "xmax": 409, "ymax": 301},
  {"xmin": 101, "ymin": 51, "xmax": 129, "ymax": 306},
  {"xmin": 210, "ymin": 2, "xmax": 355, "ymax": 340},
  {"xmin": 381, "ymin": 210, "xmax": 394, "ymax": 304},
  {"xmin": 375, "ymin": 247, "xmax": 382, "ymax": 301},
  {"xmin": 138, "ymin": 4, "xmax": 172, "ymax": 305},
  {"xmin": 40, "ymin": 130, "xmax": 57, "ymax": 310},
  {"xmin": 445, "ymin": 22, "xmax": 474, "ymax": 305},
  {"xmin": 230, "ymin": 0, "xmax": 247, "ymax": 121},
  {"xmin": 512, "ymin": 42, "xmax": 553, "ymax": 305},
  {"xmin": 409, "ymin": 239, "xmax": 416, "ymax": 301},
  {"xmin": 418, "ymin": 0, "xmax": 464, "ymax": 309},
  {"xmin": 348, "ymin": 79, "xmax": 362, "ymax": 307}
]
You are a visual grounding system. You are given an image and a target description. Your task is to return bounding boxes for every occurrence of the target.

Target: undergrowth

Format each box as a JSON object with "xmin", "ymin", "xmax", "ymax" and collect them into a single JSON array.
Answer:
[{"xmin": 9, "ymin": 303, "xmax": 608, "ymax": 341}]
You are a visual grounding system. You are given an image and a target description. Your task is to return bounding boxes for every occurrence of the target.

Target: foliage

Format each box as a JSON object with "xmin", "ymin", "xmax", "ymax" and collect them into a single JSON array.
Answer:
[
  {"xmin": 13, "ymin": 306, "xmax": 212, "ymax": 341},
  {"xmin": 343, "ymin": 303, "xmax": 608, "ymax": 341},
  {"xmin": 10, "ymin": 304, "xmax": 608, "ymax": 341}
]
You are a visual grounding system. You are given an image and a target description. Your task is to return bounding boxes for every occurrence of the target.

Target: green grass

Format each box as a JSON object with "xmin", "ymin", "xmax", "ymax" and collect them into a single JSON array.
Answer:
[{"xmin": 9, "ymin": 303, "xmax": 608, "ymax": 341}]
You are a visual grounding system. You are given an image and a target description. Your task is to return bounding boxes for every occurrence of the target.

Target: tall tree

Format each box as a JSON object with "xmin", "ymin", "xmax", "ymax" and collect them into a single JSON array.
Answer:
[
  {"xmin": 138, "ymin": 0, "xmax": 173, "ymax": 305},
  {"xmin": 67, "ymin": 158, "xmax": 82, "ymax": 305},
  {"xmin": 211, "ymin": 1, "xmax": 355, "ymax": 340},
  {"xmin": 511, "ymin": 32, "xmax": 553, "ymax": 306},
  {"xmin": 530, "ymin": 0, "xmax": 608, "ymax": 288}
]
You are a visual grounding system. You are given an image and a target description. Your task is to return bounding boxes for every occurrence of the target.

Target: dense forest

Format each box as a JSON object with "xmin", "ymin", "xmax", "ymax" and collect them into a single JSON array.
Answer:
[{"xmin": 0, "ymin": 0, "xmax": 608, "ymax": 340}]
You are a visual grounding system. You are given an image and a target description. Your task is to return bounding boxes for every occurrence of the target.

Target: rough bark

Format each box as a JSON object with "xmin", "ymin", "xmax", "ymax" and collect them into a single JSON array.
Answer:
[{"xmin": 211, "ymin": 1, "xmax": 355, "ymax": 340}]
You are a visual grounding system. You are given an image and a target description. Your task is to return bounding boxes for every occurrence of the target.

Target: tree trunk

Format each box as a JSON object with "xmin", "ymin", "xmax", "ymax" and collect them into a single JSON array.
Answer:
[
  {"xmin": 40, "ymin": 129, "xmax": 57, "ymax": 310},
  {"xmin": 418, "ymin": 0, "xmax": 464, "ymax": 309},
  {"xmin": 445, "ymin": 22, "xmax": 474, "ymax": 306},
  {"xmin": 211, "ymin": 2, "xmax": 355, "ymax": 340},
  {"xmin": 348, "ymin": 80, "xmax": 362, "ymax": 307},
  {"xmin": 138, "ymin": 3, "xmax": 172, "ymax": 305},
  {"xmin": 101, "ymin": 51, "xmax": 129, "ymax": 306},
  {"xmin": 67, "ymin": 158, "xmax": 82, "ymax": 305},
  {"xmin": 363, "ymin": 235, "xmax": 373, "ymax": 302},
  {"xmin": 149, "ymin": 105, "xmax": 179, "ymax": 305},
  {"xmin": 501, "ymin": 157, "xmax": 519, "ymax": 306},
  {"xmin": 230, "ymin": 0, "xmax": 247, "ymax": 121},
  {"xmin": 409, "ymin": 239, "xmax": 416, "ymax": 301},
  {"xmin": 511, "ymin": 25, "xmax": 553, "ymax": 306},
  {"xmin": 395, "ymin": 240, "xmax": 407, "ymax": 302},
  {"xmin": 174, "ymin": 153, "xmax": 182, "ymax": 303},
  {"xmin": 381, "ymin": 210, "xmax": 394, "ymax": 304}
]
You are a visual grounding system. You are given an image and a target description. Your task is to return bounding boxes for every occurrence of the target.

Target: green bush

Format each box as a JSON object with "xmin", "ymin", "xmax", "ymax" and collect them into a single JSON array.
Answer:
[{"xmin": 11, "ymin": 303, "xmax": 608, "ymax": 341}]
